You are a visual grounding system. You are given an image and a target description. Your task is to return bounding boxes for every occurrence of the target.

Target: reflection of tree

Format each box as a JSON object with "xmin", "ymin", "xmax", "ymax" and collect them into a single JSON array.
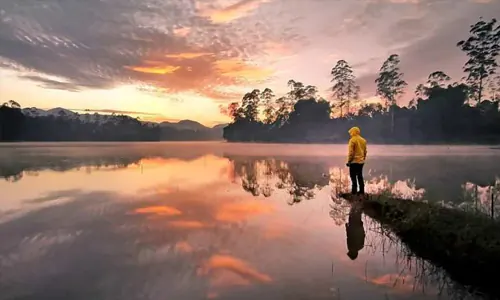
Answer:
[
  {"xmin": 226, "ymin": 156, "xmax": 330, "ymax": 205},
  {"xmin": 228, "ymin": 156, "xmax": 442, "ymax": 208},
  {"xmin": 329, "ymin": 168, "xmax": 351, "ymax": 225},
  {"xmin": 458, "ymin": 179, "xmax": 500, "ymax": 220},
  {"xmin": 0, "ymin": 147, "xmax": 208, "ymax": 183},
  {"xmin": 227, "ymin": 155, "xmax": 500, "ymax": 216},
  {"xmin": 1, "ymin": 156, "xmax": 143, "ymax": 182},
  {"xmin": 241, "ymin": 159, "xmax": 261, "ymax": 197},
  {"xmin": 364, "ymin": 218, "xmax": 481, "ymax": 299}
]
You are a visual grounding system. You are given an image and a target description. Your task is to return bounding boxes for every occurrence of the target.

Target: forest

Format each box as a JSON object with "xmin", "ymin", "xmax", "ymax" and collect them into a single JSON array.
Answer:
[
  {"xmin": 0, "ymin": 101, "xmax": 161, "ymax": 141},
  {"xmin": 0, "ymin": 103, "xmax": 224, "ymax": 142},
  {"xmin": 223, "ymin": 18, "xmax": 500, "ymax": 144}
]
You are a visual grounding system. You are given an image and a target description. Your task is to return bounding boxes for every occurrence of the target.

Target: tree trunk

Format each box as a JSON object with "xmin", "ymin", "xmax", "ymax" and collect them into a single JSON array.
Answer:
[
  {"xmin": 478, "ymin": 76, "xmax": 483, "ymax": 106},
  {"xmin": 391, "ymin": 108, "xmax": 394, "ymax": 135},
  {"xmin": 491, "ymin": 186, "xmax": 495, "ymax": 220}
]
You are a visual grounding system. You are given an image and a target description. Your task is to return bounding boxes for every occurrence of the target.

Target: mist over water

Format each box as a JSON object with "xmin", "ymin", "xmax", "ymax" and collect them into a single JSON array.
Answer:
[{"xmin": 1, "ymin": 142, "xmax": 499, "ymax": 300}]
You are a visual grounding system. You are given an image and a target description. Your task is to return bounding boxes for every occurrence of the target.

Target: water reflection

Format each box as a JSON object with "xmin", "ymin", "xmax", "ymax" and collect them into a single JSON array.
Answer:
[
  {"xmin": 346, "ymin": 202, "xmax": 365, "ymax": 261},
  {"xmin": 227, "ymin": 156, "xmax": 330, "ymax": 204},
  {"xmin": 225, "ymin": 155, "xmax": 500, "ymax": 219},
  {"xmin": 362, "ymin": 218, "xmax": 482, "ymax": 300},
  {"xmin": 1, "ymin": 144, "xmax": 500, "ymax": 299}
]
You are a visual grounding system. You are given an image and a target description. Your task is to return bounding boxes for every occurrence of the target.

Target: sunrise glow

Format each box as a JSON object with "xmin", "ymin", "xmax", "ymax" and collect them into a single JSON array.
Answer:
[{"xmin": 1, "ymin": 0, "xmax": 498, "ymax": 126}]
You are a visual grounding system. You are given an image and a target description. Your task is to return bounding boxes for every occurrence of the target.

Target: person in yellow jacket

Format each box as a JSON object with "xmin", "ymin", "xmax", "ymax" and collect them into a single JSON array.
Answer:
[{"xmin": 346, "ymin": 126, "xmax": 367, "ymax": 195}]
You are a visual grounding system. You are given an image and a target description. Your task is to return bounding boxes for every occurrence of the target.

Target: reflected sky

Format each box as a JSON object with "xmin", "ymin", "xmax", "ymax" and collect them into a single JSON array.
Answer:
[{"xmin": 1, "ymin": 142, "xmax": 499, "ymax": 300}]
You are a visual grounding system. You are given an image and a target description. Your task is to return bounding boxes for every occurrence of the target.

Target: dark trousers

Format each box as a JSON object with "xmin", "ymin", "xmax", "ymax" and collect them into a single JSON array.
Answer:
[{"xmin": 349, "ymin": 163, "xmax": 365, "ymax": 194}]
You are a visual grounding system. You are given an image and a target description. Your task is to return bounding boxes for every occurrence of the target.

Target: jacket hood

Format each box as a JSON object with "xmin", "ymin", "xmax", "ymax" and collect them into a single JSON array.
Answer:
[{"xmin": 348, "ymin": 127, "xmax": 361, "ymax": 137}]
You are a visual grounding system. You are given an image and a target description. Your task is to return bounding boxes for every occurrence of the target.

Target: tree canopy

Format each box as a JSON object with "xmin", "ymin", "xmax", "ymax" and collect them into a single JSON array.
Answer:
[{"xmin": 223, "ymin": 18, "xmax": 500, "ymax": 144}]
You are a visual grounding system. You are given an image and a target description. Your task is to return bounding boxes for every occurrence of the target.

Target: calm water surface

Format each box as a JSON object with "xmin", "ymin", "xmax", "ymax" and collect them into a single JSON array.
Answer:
[{"xmin": 1, "ymin": 142, "xmax": 499, "ymax": 300}]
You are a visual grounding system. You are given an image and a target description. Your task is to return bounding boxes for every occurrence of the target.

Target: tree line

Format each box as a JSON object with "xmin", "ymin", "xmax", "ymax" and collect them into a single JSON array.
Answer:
[
  {"xmin": 0, "ymin": 100, "xmax": 160, "ymax": 141},
  {"xmin": 0, "ymin": 101, "xmax": 224, "ymax": 142},
  {"xmin": 223, "ymin": 18, "xmax": 500, "ymax": 144}
]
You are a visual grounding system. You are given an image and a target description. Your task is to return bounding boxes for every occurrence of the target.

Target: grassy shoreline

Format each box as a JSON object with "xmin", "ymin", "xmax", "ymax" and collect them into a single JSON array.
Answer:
[{"xmin": 347, "ymin": 195, "xmax": 500, "ymax": 298}]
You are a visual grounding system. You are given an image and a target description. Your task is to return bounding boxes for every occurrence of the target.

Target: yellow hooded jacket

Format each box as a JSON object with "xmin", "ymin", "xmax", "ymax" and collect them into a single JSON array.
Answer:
[{"xmin": 347, "ymin": 127, "xmax": 367, "ymax": 164}]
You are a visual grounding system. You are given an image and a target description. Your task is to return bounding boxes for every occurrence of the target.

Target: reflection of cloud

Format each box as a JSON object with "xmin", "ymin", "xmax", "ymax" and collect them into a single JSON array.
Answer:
[
  {"xmin": 200, "ymin": 254, "xmax": 272, "ymax": 283},
  {"xmin": 25, "ymin": 189, "xmax": 83, "ymax": 204},
  {"xmin": 216, "ymin": 201, "xmax": 274, "ymax": 222},
  {"xmin": 367, "ymin": 273, "xmax": 415, "ymax": 292},
  {"xmin": 175, "ymin": 241, "xmax": 194, "ymax": 253},
  {"xmin": 262, "ymin": 221, "xmax": 289, "ymax": 239},
  {"xmin": 169, "ymin": 220, "xmax": 210, "ymax": 229}
]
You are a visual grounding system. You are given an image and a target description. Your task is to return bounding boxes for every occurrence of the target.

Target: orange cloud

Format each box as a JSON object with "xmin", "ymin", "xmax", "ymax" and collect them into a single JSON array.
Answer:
[
  {"xmin": 263, "ymin": 42, "xmax": 293, "ymax": 57},
  {"xmin": 199, "ymin": 0, "xmax": 272, "ymax": 24},
  {"xmin": 215, "ymin": 59, "xmax": 273, "ymax": 81},
  {"xmin": 125, "ymin": 55, "xmax": 272, "ymax": 104},
  {"xmin": 165, "ymin": 52, "xmax": 214, "ymax": 59},
  {"xmin": 173, "ymin": 27, "xmax": 192, "ymax": 37},
  {"xmin": 133, "ymin": 205, "xmax": 182, "ymax": 216},
  {"xmin": 216, "ymin": 201, "xmax": 274, "ymax": 222},
  {"xmin": 125, "ymin": 65, "xmax": 180, "ymax": 75}
]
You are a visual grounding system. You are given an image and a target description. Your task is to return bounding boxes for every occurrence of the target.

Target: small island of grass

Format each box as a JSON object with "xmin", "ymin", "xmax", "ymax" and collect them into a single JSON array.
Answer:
[{"xmin": 342, "ymin": 194, "xmax": 500, "ymax": 298}]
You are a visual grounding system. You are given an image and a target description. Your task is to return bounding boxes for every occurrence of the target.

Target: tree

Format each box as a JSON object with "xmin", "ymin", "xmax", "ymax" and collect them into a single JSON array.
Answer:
[
  {"xmin": 427, "ymin": 71, "xmax": 451, "ymax": 88},
  {"xmin": 414, "ymin": 84, "xmax": 427, "ymax": 98},
  {"xmin": 241, "ymin": 89, "xmax": 261, "ymax": 122},
  {"xmin": 358, "ymin": 103, "xmax": 384, "ymax": 117},
  {"xmin": 275, "ymin": 96, "xmax": 292, "ymax": 126},
  {"xmin": 413, "ymin": 71, "xmax": 452, "ymax": 103},
  {"xmin": 330, "ymin": 60, "xmax": 360, "ymax": 117},
  {"xmin": 487, "ymin": 74, "xmax": 500, "ymax": 101},
  {"xmin": 375, "ymin": 54, "xmax": 408, "ymax": 133},
  {"xmin": 224, "ymin": 102, "xmax": 244, "ymax": 122},
  {"xmin": 287, "ymin": 80, "xmax": 318, "ymax": 101},
  {"xmin": 457, "ymin": 18, "xmax": 500, "ymax": 105},
  {"xmin": 261, "ymin": 88, "xmax": 276, "ymax": 124}
]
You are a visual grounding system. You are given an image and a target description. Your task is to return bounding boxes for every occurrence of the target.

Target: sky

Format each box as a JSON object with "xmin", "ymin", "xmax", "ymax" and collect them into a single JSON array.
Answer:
[{"xmin": 0, "ymin": 0, "xmax": 499, "ymax": 126}]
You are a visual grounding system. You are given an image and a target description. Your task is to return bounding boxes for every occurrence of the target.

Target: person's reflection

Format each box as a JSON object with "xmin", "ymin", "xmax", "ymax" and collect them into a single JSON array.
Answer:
[{"xmin": 346, "ymin": 203, "xmax": 365, "ymax": 260}]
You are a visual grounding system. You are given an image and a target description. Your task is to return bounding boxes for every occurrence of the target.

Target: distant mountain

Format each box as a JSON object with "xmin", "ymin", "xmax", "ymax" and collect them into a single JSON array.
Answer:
[
  {"xmin": 21, "ymin": 107, "xmax": 137, "ymax": 126},
  {"xmin": 159, "ymin": 120, "xmax": 227, "ymax": 140},
  {"xmin": 160, "ymin": 120, "xmax": 227, "ymax": 131},
  {"xmin": 160, "ymin": 120, "xmax": 207, "ymax": 131},
  {"xmin": 19, "ymin": 107, "xmax": 227, "ymax": 140}
]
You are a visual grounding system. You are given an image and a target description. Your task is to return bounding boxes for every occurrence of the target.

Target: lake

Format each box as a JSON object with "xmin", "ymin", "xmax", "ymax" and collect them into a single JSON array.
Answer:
[{"xmin": 1, "ymin": 142, "xmax": 499, "ymax": 300}]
